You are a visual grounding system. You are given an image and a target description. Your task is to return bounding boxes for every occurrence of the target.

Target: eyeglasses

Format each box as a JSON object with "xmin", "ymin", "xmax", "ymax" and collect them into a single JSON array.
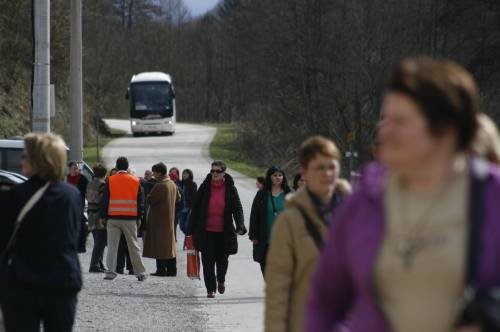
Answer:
[
  {"xmin": 210, "ymin": 169, "xmax": 224, "ymax": 174},
  {"xmin": 310, "ymin": 164, "xmax": 337, "ymax": 173}
]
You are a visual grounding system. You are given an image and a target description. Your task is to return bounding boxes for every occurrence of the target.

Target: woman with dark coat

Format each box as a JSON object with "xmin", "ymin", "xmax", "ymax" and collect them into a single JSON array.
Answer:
[
  {"xmin": 178, "ymin": 169, "xmax": 198, "ymax": 235},
  {"xmin": 249, "ymin": 166, "xmax": 291, "ymax": 276},
  {"xmin": 143, "ymin": 163, "xmax": 181, "ymax": 276},
  {"xmin": 187, "ymin": 160, "xmax": 247, "ymax": 298},
  {"xmin": 168, "ymin": 167, "xmax": 182, "ymax": 240},
  {"xmin": 65, "ymin": 160, "xmax": 88, "ymax": 207},
  {"xmin": 87, "ymin": 164, "xmax": 108, "ymax": 273},
  {"xmin": 1, "ymin": 133, "xmax": 83, "ymax": 332},
  {"xmin": 65, "ymin": 160, "xmax": 89, "ymax": 253}
]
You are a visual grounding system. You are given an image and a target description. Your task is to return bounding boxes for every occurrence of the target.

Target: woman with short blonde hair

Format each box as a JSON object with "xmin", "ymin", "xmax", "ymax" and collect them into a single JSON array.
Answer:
[
  {"xmin": 1, "ymin": 132, "xmax": 83, "ymax": 332},
  {"xmin": 23, "ymin": 132, "xmax": 67, "ymax": 181}
]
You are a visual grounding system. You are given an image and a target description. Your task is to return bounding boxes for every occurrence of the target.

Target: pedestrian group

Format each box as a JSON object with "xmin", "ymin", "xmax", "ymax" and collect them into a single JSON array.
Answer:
[{"xmin": 2, "ymin": 57, "xmax": 500, "ymax": 332}]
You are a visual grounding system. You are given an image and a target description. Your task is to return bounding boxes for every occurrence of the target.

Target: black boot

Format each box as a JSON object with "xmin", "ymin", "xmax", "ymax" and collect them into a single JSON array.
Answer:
[
  {"xmin": 151, "ymin": 259, "xmax": 167, "ymax": 276},
  {"xmin": 166, "ymin": 258, "xmax": 177, "ymax": 277}
]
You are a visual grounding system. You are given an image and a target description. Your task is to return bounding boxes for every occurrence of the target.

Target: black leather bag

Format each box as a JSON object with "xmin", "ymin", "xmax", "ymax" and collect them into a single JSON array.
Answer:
[
  {"xmin": 456, "ymin": 161, "xmax": 500, "ymax": 332},
  {"xmin": 458, "ymin": 289, "xmax": 500, "ymax": 331}
]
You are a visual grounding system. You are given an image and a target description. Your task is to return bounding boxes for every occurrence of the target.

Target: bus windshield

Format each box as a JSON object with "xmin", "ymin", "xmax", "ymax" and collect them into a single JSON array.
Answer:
[{"xmin": 131, "ymin": 82, "xmax": 173, "ymax": 112}]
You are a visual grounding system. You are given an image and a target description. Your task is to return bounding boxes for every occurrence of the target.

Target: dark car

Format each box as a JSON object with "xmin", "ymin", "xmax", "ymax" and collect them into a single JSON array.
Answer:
[
  {"xmin": 0, "ymin": 169, "xmax": 27, "ymax": 190},
  {"xmin": 0, "ymin": 169, "xmax": 89, "ymax": 220}
]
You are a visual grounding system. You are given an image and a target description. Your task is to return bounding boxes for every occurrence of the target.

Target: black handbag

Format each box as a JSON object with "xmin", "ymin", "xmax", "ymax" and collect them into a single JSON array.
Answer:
[{"xmin": 456, "ymin": 161, "xmax": 500, "ymax": 332}]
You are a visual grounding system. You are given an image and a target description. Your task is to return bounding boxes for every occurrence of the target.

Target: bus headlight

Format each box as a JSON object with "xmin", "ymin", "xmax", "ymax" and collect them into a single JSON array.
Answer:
[{"xmin": 132, "ymin": 121, "xmax": 137, "ymax": 126}]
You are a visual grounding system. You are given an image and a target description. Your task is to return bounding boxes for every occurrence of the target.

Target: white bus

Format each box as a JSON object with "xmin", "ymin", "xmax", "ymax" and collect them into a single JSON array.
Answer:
[{"xmin": 126, "ymin": 72, "xmax": 176, "ymax": 136}]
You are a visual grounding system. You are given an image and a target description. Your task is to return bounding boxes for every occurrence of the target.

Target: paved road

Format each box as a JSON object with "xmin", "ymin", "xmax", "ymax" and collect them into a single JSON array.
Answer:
[{"xmin": 75, "ymin": 120, "xmax": 264, "ymax": 331}]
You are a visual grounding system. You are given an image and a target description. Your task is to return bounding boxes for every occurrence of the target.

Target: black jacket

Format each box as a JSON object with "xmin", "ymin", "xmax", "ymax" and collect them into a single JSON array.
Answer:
[
  {"xmin": 249, "ymin": 188, "xmax": 291, "ymax": 262},
  {"xmin": 187, "ymin": 173, "xmax": 246, "ymax": 255},
  {"xmin": 139, "ymin": 178, "xmax": 156, "ymax": 233},
  {"xmin": 180, "ymin": 180, "xmax": 197, "ymax": 209},
  {"xmin": 249, "ymin": 190, "xmax": 268, "ymax": 242},
  {"xmin": 1, "ymin": 176, "xmax": 83, "ymax": 291}
]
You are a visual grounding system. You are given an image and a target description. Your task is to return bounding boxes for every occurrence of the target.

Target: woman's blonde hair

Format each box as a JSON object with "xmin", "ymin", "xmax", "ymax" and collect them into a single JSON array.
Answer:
[{"xmin": 24, "ymin": 133, "xmax": 67, "ymax": 181}]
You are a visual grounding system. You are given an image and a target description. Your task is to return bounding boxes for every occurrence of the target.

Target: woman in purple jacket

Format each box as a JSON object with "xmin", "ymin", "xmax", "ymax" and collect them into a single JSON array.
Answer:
[{"xmin": 306, "ymin": 58, "xmax": 500, "ymax": 332}]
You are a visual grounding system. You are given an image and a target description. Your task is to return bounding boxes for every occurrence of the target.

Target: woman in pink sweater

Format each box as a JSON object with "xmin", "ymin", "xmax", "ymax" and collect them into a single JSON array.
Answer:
[{"xmin": 187, "ymin": 160, "xmax": 247, "ymax": 298}]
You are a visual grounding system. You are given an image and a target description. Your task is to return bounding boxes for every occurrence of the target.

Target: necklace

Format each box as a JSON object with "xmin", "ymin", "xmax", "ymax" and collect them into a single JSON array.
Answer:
[{"xmin": 391, "ymin": 176, "xmax": 456, "ymax": 270}]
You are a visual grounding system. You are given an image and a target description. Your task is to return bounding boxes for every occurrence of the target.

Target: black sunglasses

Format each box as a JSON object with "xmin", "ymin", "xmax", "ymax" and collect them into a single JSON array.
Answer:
[{"xmin": 210, "ymin": 169, "xmax": 224, "ymax": 174}]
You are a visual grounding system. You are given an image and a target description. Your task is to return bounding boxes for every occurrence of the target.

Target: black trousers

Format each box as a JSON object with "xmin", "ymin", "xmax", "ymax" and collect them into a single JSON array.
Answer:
[
  {"xmin": 89, "ymin": 229, "xmax": 107, "ymax": 270},
  {"xmin": 2, "ymin": 287, "xmax": 77, "ymax": 332},
  {"xmin": 116, "ymin": 234, "xmax": 132, "ymax": 273},
  {"xmin": 201, "ymin": 232, "xmax": 228, "ymax": 292},
  {"xmin": 156, "ymin": 258, "xmax": 177, "ymax": 276}
]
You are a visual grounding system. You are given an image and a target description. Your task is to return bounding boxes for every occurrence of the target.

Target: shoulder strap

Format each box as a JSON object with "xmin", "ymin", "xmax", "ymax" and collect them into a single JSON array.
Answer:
[
  {"xmin": 465, "ymin": 159, "xmax": 488, "ymax": 285},
  {"xmin": 296, "ymin": 206, "xmax": 323, "ymax": 250},
  {"xmin": 2, "ymin": 182, "xmax": 50, "ymax": 256}
]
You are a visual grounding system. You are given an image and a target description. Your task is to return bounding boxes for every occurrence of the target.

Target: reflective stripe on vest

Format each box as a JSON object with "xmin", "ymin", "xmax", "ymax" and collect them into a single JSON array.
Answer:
[{"xmin": 108, "ymin": 173, "xmax": 140, "ymax": 217}]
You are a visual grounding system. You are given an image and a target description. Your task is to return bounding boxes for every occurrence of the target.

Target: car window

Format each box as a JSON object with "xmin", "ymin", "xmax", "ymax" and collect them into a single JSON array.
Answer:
[
  {"xmin": 79, "ymin": 162, "xmax": 94, "ymax": 182},
  {"xmin": 4, "ymin": 149, "xmax": 22, "ymax": 173}
]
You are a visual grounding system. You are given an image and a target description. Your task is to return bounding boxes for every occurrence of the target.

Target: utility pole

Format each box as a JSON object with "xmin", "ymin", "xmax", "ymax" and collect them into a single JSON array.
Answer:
[
  {"xmin": 32, "ymin": 0, "xmax": 51, "ymax": 133},
  {"xmin": 95, "ymin": 111, "xmax": 100, "ymax": 162},
  {"xmin": 69, "ymin": 0, "xmax": 83, "ymax": 162},
  {"xmin": 345, "ymin": 150, "xmax": 359, "ymax": 180}
]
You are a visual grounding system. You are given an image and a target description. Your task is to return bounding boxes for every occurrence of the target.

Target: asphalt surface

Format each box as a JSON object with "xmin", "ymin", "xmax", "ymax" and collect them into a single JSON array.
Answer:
[{"xmin": 75, "ymin": 120, "xmax": 264, "ymax": 331}]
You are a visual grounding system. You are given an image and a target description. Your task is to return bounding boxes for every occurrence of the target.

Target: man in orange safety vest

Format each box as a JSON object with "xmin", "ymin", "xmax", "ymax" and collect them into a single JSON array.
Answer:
[{"xmin": 100, "ymin": 156, "xmax": 147, "ymax": 281}]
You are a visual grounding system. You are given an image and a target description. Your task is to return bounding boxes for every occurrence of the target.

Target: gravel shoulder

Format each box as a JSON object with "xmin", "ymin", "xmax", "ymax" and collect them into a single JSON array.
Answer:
[{"xmin": 75, "ymin": 237, "xmax": 207, "ymax": 332}]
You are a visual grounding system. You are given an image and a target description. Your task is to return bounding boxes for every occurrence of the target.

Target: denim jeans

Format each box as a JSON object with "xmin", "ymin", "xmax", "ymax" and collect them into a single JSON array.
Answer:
[{"xmin": 179, "ymin": 209, "xmax": 191, "ymax": 235}]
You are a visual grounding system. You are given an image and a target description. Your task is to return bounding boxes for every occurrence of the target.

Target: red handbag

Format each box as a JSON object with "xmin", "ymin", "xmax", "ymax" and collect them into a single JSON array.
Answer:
[{"xmin": 185, "ymin": 235, "xmax": 200, "ymax": 280}]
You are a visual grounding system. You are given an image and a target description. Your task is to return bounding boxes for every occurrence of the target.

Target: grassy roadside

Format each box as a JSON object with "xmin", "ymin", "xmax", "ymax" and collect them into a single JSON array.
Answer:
[
  {"xmin": 83, "ymin": 137, "xmax": 113, "ymax": 167},
  {"xmin": 83, "ymin": 123, "xmax": 128, "ymax": 167},
  {"xmin": 208, "ymin": 124, "xmax": 265, "ymax": 179}
]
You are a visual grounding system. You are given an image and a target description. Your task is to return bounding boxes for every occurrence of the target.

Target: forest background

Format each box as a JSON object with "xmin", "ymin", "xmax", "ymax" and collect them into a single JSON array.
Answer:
[{"xmin": 1, "ymin": 0, "xmax": 499, "ymax": 174}]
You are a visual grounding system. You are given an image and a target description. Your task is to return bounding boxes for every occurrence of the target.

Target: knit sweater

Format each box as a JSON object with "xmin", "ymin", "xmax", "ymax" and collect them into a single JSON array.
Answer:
[{"xmin": 205, "ymin": 180, "xmax": 226, "ymax": 232}]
